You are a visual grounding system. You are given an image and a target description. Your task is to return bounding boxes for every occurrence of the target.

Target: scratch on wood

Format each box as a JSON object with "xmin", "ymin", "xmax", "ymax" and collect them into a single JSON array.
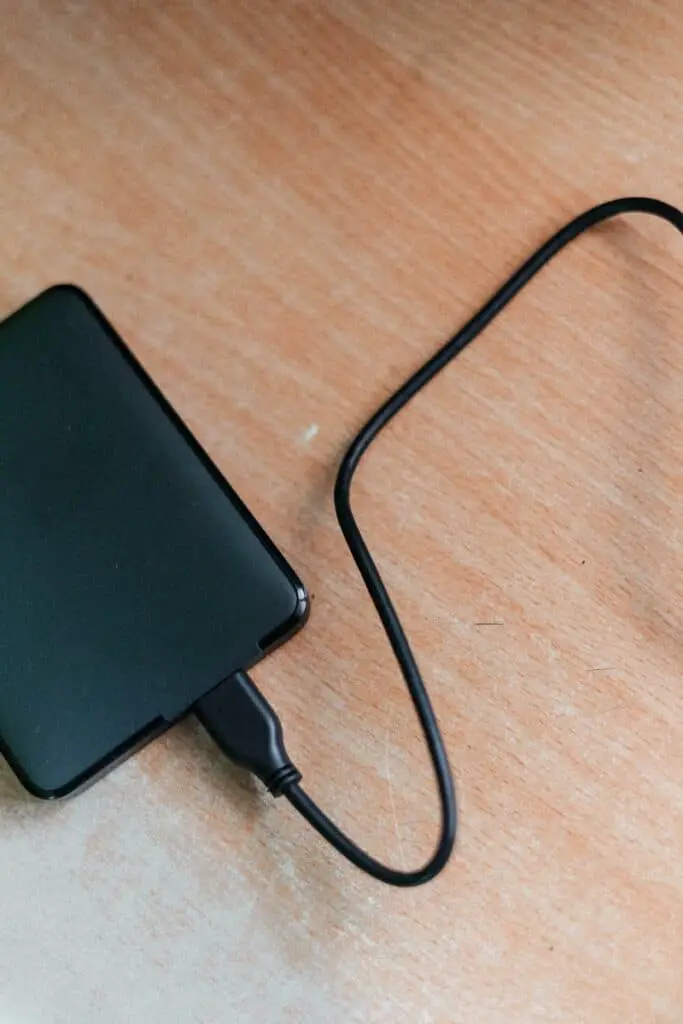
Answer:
[
  {"xmin": 384, "ymin": 732, "xmax": 406, "ymax": 872},
  {"xmin": 384, "ymin": 731, "xmax": 416, "ymax": 910},
  {"xmin": 591, "ymin": 702, "xmax": 627, "ymax": 717}
]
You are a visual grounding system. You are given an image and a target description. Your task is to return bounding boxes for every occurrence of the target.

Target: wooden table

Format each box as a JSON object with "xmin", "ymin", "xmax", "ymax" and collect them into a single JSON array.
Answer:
[{"xmin": 2, "ymin": 2, "xmax": 683, "ymax": 1021}]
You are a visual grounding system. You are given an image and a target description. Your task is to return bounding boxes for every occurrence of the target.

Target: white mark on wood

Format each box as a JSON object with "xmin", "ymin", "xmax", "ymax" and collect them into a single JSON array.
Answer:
[{"xmin": 301, "ymin": 424, "xmax": 319, "ymax": 444}]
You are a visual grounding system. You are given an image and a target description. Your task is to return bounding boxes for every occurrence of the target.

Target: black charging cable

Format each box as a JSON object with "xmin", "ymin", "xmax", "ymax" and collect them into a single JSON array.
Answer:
[{"xmin": 195, "ymin": 197, "xmax": 683, "ymax": 887}]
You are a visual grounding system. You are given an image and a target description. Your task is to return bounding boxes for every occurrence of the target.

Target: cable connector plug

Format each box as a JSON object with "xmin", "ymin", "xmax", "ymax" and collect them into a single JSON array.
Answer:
[{"xmin": 195, "ymin": 670, "xmax": 301, "ymax": 796}]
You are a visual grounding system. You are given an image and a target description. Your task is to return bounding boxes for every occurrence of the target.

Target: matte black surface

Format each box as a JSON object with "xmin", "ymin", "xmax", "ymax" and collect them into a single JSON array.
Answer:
[{"xmin": 0, "ymin": 286, "xmax": 307, "ymax": 798}]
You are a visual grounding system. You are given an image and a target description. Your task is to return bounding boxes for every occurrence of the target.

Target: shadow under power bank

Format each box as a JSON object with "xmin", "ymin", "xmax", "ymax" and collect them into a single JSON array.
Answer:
[{"xmin": 0, "ymin": 286, "xmax": 308, "ymax": 799}]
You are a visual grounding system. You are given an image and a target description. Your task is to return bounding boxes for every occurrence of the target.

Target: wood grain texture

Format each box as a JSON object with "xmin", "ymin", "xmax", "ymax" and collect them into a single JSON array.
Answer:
[{"xmin": 1, "ymin": 1, "xmax": 683, "ymax": 1021}]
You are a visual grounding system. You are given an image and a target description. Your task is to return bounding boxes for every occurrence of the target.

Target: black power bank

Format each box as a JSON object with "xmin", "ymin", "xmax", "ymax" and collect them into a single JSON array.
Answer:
[{"xmin": 0, "ymin": 286, "xmax": 308, "ymax": 798}]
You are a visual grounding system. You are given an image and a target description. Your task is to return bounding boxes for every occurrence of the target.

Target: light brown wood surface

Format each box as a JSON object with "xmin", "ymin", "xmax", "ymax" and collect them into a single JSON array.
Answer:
[{"xmin": 2, "ymin": 2, "xmax": 683, "ymax": 1022}]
